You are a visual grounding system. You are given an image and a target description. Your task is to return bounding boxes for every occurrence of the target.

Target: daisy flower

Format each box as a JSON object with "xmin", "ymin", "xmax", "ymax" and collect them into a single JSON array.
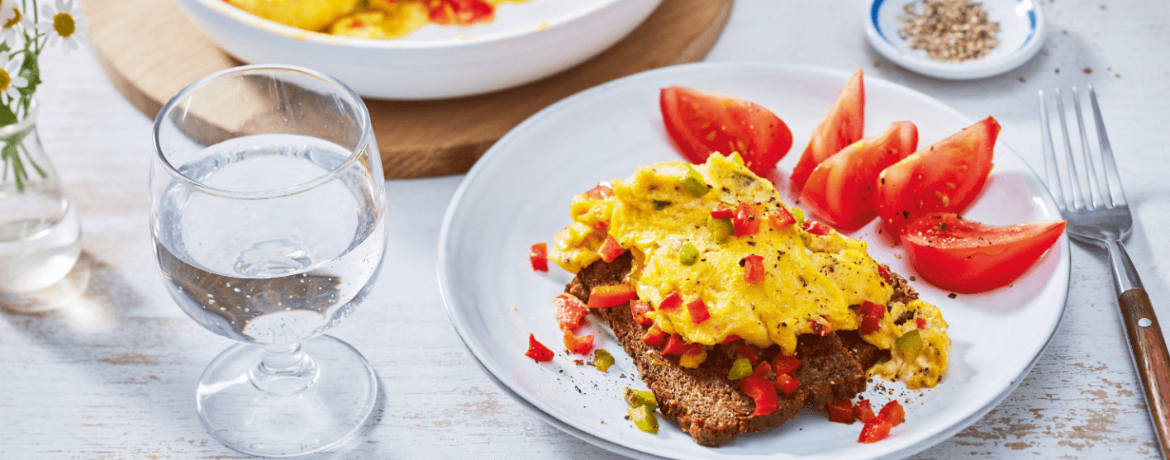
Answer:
[
  {"xmin": 0, "ymin": 51, "xmax": 27, "ymax": 102},
  {"xmin": 0, "ymin": 1, "xmax": 27, "ymax": 47},
  {"xmin": 37, "ymin": 0, "xmax": 89, "ymax": 53}
]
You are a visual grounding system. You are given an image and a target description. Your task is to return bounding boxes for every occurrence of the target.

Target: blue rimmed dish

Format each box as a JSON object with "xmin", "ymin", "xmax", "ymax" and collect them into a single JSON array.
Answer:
[{"xmin": 866, "ymin": 0, "xmax": 1045, "ymax": 80}]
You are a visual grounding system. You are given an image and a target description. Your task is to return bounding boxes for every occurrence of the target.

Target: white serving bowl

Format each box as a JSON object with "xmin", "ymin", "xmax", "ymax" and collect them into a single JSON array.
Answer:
[{"xmin": 174, "ymin": 0, "xmax": 663, "ymax": 100}]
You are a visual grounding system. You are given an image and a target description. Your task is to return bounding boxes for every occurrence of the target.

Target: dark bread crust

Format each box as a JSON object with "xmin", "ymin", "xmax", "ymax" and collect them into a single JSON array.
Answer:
[{"xmin": 567, "ymin": 253, "xmax": 917, "ymax": 447}]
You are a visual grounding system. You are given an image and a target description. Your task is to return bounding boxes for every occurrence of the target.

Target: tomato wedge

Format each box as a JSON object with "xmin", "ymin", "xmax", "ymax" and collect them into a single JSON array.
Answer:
[
  {"xmin": 876, "ymin": 117, "xmax": 1000, "ymax": 235},
  {"xmin": 800, "ymin": 121, "xmax": 919, "ymax": 230},
  {"xmin": 901, "ymin": 213, "xmax": 1066, "ymax": 293},
  {"xmin": 790, "ymin": 69, "xmax": 865, "ymax": 190},
  {"xmin": 660, "ymin": 86, "xmax": 794, "ymax": 177}
]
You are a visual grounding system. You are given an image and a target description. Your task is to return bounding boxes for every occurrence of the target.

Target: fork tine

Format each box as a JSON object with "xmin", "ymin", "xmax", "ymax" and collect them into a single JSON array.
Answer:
[
  {"xmin": 1070, "ymin": 87, "xmax": 1104, "ymax": 209},
  {"xmin": 1088, "ymin": 84, "xmax": 1128, "ymax": 207},
  {"xmin": 1054, "ymin": 88, "xmax": 1086, "ymax": 210},
  {"xmin": 1038, "ymin": 90, "xmax": 1069, "ymax": 213}
]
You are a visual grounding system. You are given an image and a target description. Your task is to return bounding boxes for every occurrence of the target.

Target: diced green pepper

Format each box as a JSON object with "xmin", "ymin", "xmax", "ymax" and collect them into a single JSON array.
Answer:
[
  {"xmin": 624, "ymin": 387, "xmax": 658, "ymax": 410},
  {"xmin": 728, "ymin": 357, "xmax": 752, "ymax": 380},
  {"xmin": 728, "ymin": 151, "xmax": 745, "ymax": 166},
  {"xmin": 681, "ymin": 165, "xmax": 709, "ymax": 197},
  {"xmin": 679, "ymin": 243, "xmax": 699, "ymax": 265},
  {"xmin": 628, "ymin": 404, "xmax": 659, "ymax": 434},
  {"xmin": 895, "ymin": 329, "xmax": 922, "ymax": 360},
  {"xmin": 593, "ymin": 349, "xmax": 614, "ymax": 372},
  {"xmin": 707, "ymin": 216, "xmax": 734, "ymax": 243},
  {"xmin": 792, "ymin": 208, "xmax": 805, "ymax": 226}
]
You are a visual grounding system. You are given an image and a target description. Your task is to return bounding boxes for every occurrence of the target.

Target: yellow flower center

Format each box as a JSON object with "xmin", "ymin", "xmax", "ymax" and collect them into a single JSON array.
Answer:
[
  {"xmin": 3, "ymin": 8, "xmax": 20, "ymax": 29},
  {"xmin": 53, "ymin": 12, "xmax": 75, "ymax": 37},
  {"xmin": 0, "ymin": 69, "xmax": 10, "ymax": 92}
]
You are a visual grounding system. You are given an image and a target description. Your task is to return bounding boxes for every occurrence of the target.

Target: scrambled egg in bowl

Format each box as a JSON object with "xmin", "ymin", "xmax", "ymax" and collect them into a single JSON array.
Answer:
[
  {"xmin": 551, "ymin": 154, "xmax": 950, "ymax": 388},
  {"xmin": 226, "ymin": 0, "xmax": 524, "ymax": 40}
]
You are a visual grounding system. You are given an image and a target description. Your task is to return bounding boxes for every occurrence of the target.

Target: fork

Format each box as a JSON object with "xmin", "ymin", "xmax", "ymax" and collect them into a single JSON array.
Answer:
[{"xmin": 1039, "ymin": 85, "xmax": 1170, "ymax": 459}]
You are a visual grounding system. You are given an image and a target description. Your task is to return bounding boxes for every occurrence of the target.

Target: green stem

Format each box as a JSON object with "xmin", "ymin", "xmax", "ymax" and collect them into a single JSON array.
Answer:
[{"xmin": 17, "ymin": 141, "xmax": 43, "ymax": 177}]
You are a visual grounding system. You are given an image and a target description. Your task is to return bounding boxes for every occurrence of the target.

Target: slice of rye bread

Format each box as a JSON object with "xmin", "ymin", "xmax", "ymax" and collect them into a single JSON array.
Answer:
[{"xmin": 565, "ymin": 252, "xmax": 919, "ymax": 447}]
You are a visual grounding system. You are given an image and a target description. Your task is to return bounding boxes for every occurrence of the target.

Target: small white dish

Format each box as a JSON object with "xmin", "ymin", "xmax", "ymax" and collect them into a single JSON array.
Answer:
[
  {"xmin": 438, "ymin": 62, "xmax": 1070, "ymax": 459},
  {"xmin": 865, "ymin": 0, "xmax": 1045, "ymax": 80},
  {"xmin": 173, "ymin": 0, "xmax": 662, "ymax": 100}
]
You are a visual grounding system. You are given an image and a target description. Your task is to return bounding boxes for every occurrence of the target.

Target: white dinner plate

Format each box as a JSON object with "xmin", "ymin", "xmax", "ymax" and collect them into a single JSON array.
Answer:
[{"xmin": 438, "ymin": 63, "xmax": 1070, "ymax": 459}]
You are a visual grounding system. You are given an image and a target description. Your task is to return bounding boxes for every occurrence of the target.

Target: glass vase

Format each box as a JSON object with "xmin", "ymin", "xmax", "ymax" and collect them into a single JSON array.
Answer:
[{"xmin": 0, "ymin": 103, "xmax": 82, "ymax": 294}]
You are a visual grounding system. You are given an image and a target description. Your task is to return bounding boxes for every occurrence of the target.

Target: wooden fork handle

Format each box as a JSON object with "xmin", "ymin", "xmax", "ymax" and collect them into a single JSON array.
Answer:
[{"xmin": 1119, "ymin": 288, "xmax": 1170, "ymax": 459}]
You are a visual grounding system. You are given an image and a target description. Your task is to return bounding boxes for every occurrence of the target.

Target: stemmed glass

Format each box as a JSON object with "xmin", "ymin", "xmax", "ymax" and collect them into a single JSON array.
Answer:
[{"xmin": 149, "ymin": 65, "xmax": 386, "ymax": 457}]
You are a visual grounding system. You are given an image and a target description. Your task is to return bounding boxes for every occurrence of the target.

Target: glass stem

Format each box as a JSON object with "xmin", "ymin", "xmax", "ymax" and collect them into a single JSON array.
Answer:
[{"xmin": 249, "ymin": 342, "xmax": 320, "ymax": 396}]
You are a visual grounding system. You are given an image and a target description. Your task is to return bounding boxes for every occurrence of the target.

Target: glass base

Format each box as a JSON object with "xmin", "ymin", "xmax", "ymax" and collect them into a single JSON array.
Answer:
[{"xmin": 196, "ymin": 335, "xmax": 376, "ymax": 457}]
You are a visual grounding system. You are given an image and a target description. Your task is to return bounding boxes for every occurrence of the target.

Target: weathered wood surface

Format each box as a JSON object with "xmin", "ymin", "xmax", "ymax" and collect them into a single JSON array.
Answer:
[{"xmin": 2, "ymin": 0, "xmax": 1169, "ymax": 458}]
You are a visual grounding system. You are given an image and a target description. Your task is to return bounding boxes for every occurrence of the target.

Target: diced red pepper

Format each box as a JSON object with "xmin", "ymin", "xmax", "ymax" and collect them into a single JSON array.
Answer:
[
  {"xmin": 743, "ymin": 254, "xmax": 765, "ymax": 284},
  {"xmin": 710, "ymin": 204, "xmax": 735, "ymax": 220},
  {"xmin": 630, "ymin": 300, "xmax": 654, "ymax": 327},
  {"xmin": 733, "ymin": 202, "xmax": 761, "ymax": 237},
  {"xmin": 811, "ymin": 318, "xmax": 832, "ymax": 336},
  {"xmin": 553, "ymin": 294, "xmax": 588, "ymax": 333},
  {"xmin": 587, "ymin": 284, "xmax": 636, "ymax": 309},
  {"xmin": 775, "ymin": 373, "xmax": 798, "ymax": 397},
  {"xmin": 738, "ymin": 377, "xmax": 779, "ymax": 416},
  {"xmin": 721, "ymin": 334, "xmax": 742, "ymax": 344},
  {"xmin": 563, "ymin": 332, "xmax": 594, "ymax": 355},
  {"xmin": 770, "ymin": 206, "xmax": 796, "ymax": 230},
  {"xmin": 879, "ymin": 400, "xmax": 905, "ymax": 426},
  {"xmin": 734, "ymin": 345, "xmax": 760, "ymax": 366},
  {"xmin": 859, "ymin": 301, "xmax": 885, "ymax": 335},
  {"xmin": 583, "ymin": 183, "xmax": 613, "ymax": 200},
  {"xmin": 854, "ymin": 399, "xmax": 876, "ymax": 422},
  {"xmin": 772, "ymin": 355, "xmax": 801, "ymax": 376},
  {"xmin": 662, "ymin": 335, "xmax": 704, "ymax": 357},
  {"xmin": 598, "ymin": 235, "xmax": 623, "ymax": 263},
  {"xmin": 916, "ymin": 317, "xmax": 926, "ymax": 329},
  {"xmin": 877, "ymin": 264, "xmax": 893, "ymax": 285},
  {"xmin": 687, "ymin": 298, "xmax": 711, "ymax": 323},
  {"xmin": 658, "ymin": 292, "xmax": 682, "ymax": 311},
  {"xmin": 858, "ymin": 416, "xmax": 893, "ymax": 443},
  {"xmin": 529, "ymin": 243, "xmax": 548, "ymax": 272},
  {"xmin": 803, "ymin": 220, "xmax": 832, "ymax": 236},
  {"xmin": 641, "ymin": 325, "xmax": 668, "ymax": 347},
  {"xmin": 428, "ymin": 0, "xmax": 494, "ymax": 25},
  {"xmin": 750, "ymin": 361, "xmax": 772, "ymax": 379},
  {"xmin": 524, "ymin": 334, "xmax": 554, "ymax": 362},
  {"xmin": 593, "ymin": 220, "xmax": 609, "ymax": 232},
  {"xmin": 828, "ymin": 400, "xmax": 854, "ymax": 424}
]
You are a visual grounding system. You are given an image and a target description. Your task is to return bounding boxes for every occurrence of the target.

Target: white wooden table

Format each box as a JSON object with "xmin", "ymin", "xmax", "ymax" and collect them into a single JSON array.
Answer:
[{"xmin": 3, "ymin": 0, "xmax": 1168, "ymax": 458}]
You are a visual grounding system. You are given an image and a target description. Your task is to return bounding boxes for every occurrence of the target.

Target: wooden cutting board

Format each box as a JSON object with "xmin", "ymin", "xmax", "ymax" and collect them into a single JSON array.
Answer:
[{"xmin": 87, "ymin": 0, "xmax": 733, "ymax": 179}]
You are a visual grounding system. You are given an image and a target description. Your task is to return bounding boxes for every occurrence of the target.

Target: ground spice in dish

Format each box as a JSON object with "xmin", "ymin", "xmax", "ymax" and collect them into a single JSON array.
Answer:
[{"xmin": 898, "ymin": 0, "xmax": 1001, "ymax": 62}]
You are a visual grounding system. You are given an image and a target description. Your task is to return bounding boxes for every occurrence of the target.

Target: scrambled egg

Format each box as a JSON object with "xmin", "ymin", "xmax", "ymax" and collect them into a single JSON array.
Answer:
[
  {"xmin": 864, "ymin": 300, "xmax": 949, "ymax": 389},
  {"xmin": 228, "ymin": 0, "xmax": 523, "ymax": 39},
  {"xmin": 551, "ymin": 154, "xmax": 949, "ymax": 387}
]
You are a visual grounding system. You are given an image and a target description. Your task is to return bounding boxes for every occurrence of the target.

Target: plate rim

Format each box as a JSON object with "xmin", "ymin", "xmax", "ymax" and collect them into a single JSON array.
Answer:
[
  {"xmin": 437, "ymin": 61, "xmax": 1071, "ymax": 459},
  {"xmin": 863, "ymin": 0, "xmax": 1047, "ymax": 80}
]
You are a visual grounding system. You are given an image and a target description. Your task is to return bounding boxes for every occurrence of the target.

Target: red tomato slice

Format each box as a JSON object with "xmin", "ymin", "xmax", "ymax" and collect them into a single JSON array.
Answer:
[
  {"xmin": 827, "ymin": 399, "xmax": 855, "ymax": 424},
  {"xmin": 529, "ymin": 243, "xmax": 549, "ymax": 272},
  {"xmin": 901, "ymin": 213, "xmax": 1066, "ymax": 293},
  {"xmin": 876, "ymin": 117, "xmax": 1000, "ymax": 235},
  {"xmin": 878, "ymin": 400, "xmax": 905, "ymax": 426},
  {"xmin": 800, "ymin": 121, "xmax": 919, "ymax": 230},
  {"xmin": 790, "ymin": 69, "xmax": 865, "ymax": 190},
  {"xmin": 524, "ymin": 334, "xmax": 554, "ymax": 362},
  {"xmin": 553, "ymin": 294, "xmax": 588, "ymax": 333},
  {"xmin": 738, "ymin": 377, "xmax": 779, "ymax": 416},
  {"xmin": 563, "ymin": 331, "xmax": 594, "ymax": 355},
  {"xmin": 858, "ymin": 416, "xmax": 893, "ymax": 443},
  {"xmin": 660, "ymin": 86, "xmax": 794, "ymax": 177},
  {"xmin": 587, "ymin": 284, "xmax": 637, "ymax": 309}
]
